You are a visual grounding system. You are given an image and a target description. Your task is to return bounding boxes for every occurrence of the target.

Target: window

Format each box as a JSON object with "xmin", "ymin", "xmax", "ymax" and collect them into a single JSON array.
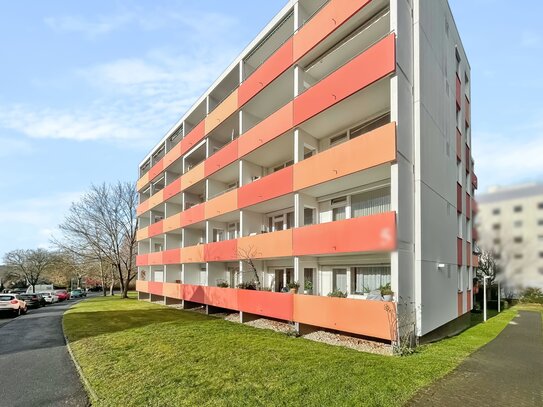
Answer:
[
  {"xmin": 331, "ymin": 197, "xmax": 347, "ymax": 221},
  {"xmin": 493, "ymin": 238, "xmax": 501, "ymax": 245},
  {"xmin": 492, "ymin": 223, "xmax": 501, "ymax": 230},
  {"xmin": 514, "ymin": 236, "xmax": 523, "ymax": 244},
  {"xmin": 329, "ymin": 132, "xmax": 348, "ymax": 147},
  {"xmin": 273, "ymin": 160, "xmax": 294, "ymax": 172},
  {"xmin": 539, "ymin": 268, "xmax": 543, "ymax": 275},
  {"xmin": 352, "ymin": 266, "xmax": 390, "ymax": 295},
  {"xmin": 303, "ymin": 147, "xmax": 316, "ymax": 160},
  {"xmin": 332, "ymin": 269, "xmax": 347, "ymax": 293},
  {"xmin": 268, "ymin": 211, "xmax": 294, "ymax": 232},
  {"xmin": 304, "ymin": 207, "xmax": 316, "ymax": 226},
  {"xmin": 457, "ymin": 266, "xmax": 462, "ymax": 292},
  {"xmin": 538, "ymin": 202, "xmax": 543, "ymax": 209},
  {"xmin": 539, "ymin": 220, "xmax": 543, "ymax": 226},
  {"xmin": 349, "ymin": 113, "xmax": 390, "ymax": 139},
  {"xmin": 154, "ymin": 243, "xmax": 163, "ymax": 252},
  {"xmin": 513, "ymin": 205, "xmax": 523, "ymax": 213},
  {"xmin": 514, "ymin": 220, "xmax": 523, "ymax": 228},
  {"xmin": 540, "ymin": 252, "xmax": 543, "ymax": 259},
  {"xmin": 351, "ymin": 187, "xmax": 391, "ymax": 218},
  {"xmin": 227, "ymin": 223, "xmax": 239, "ymax": 240},
  {"xmin": 492, "ymin": 208, "xmax": 501, "ymax": 215},
  {"xmin": 514, "ymin": 253, "xmax": 523, "ymax": 260},
  {"xmin": 212, "ymin": 228, "xmax": 224, "ymax": 242}
]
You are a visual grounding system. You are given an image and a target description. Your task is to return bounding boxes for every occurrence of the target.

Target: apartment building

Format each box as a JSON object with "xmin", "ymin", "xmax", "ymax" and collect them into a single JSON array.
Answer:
[
  {"xmin": 476, "ymin": 184, "xmax": 543, "ymax": 289},
  {"xmin": 135, "ymin": 0, "xmax": 477, "ymax": 342}
]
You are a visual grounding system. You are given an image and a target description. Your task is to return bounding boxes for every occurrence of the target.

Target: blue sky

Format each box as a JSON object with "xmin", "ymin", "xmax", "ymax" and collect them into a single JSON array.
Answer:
[{"xmin": 0, "ymin": 0, "xmax": 541, "ymax": 258}]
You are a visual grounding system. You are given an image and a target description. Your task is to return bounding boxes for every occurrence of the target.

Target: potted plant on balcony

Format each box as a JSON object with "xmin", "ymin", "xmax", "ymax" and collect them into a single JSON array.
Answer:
[
  {"xmin": 327, "ymin": 290, "xmax": 347, "ymax": 298},
  {"xmin": 287, "ymin": 281, "xmax": 300, "ymax": 294},
  {"xmin": 216, "ymin": 279, "xmax": 229, "ymax": 288},
  {"xmin": 380, "ymin": 283, "xmax": 394, "ymax": 301},
  {"xmin": 303, "ymin": 280, "xmax": 313, "ymax": 295},
  {"xmin": 237, "ymin": 281, "xmax": 257, "ymax": 290}
]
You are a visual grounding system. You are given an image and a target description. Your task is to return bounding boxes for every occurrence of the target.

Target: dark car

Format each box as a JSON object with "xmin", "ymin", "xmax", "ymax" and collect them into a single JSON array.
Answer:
[{"xmin": 19, "ymin": 293, "xmax": 43, "ymax": 309}]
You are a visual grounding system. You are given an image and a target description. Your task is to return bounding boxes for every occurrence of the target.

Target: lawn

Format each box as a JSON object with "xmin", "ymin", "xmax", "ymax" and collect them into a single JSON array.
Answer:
[{"xmin": 64, "ymin": 294, "xmax": 521, "ymax": 407}]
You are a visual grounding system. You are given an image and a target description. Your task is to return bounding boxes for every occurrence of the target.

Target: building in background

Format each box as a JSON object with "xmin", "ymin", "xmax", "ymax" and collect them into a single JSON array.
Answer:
[
  {"xmin": 476, "ymin": 183, "xmax": 543, "ymax": 289},
  {"xmin": 135, "ymin": 0, "xmax": 477, "ymax": 343}
]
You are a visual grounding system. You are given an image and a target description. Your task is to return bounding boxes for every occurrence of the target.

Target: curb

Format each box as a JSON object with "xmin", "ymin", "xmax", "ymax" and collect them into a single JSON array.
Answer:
[{"xmin": 62, "ymin": 299, "xmax": 99, "ymax": 405}]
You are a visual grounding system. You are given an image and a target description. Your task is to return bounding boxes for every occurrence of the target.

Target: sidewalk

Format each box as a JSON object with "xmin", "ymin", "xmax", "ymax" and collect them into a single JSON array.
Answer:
[{"xmin": 408, "ymin": 310, "xmax": 542, "ymax": 406}]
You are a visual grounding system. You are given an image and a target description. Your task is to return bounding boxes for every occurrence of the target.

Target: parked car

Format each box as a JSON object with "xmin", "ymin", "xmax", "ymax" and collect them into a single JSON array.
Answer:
[
  {"xmin": 39, "ymin": 291, "xmax": 59, "ymax": 304},
  {"xmin": 54, "ymin": 289, "xmax": 70, "ymax": 302},
  {"xmin": 69, "ymin": 289, "xmax": 86, "ymax": 299},
  {"xmin": 19, "ymin": 293, "xmax": 43, "ymax": 309},
  {"xmin": 0, "ymin": 294, "xmax": 28, "ymax": 316}
]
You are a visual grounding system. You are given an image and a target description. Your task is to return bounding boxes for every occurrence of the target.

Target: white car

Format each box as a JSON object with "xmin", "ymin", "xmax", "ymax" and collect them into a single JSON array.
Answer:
[
  {"xmin": 39, "ymin": 291, "xmax": 59, "ymax": 304},
  {"xmin": 0, "ymin": 294, "xmax": 28, "ymax": 316}
]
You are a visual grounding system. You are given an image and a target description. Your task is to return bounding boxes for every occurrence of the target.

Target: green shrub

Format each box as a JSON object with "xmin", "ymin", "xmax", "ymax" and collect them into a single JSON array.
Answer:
[
  {"xmin": 520, "ymin": 287, "xmax": 543, "ymax": 304},
  {"xmin": 327, "ymin": 290, "xmax": 347, "ymax": 298}
]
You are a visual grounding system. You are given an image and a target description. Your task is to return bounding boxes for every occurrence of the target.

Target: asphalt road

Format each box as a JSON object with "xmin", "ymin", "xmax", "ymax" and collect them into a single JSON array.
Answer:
[{"xmin": 0, "ymin": 299, "xmax": 89, "ymax": 407}]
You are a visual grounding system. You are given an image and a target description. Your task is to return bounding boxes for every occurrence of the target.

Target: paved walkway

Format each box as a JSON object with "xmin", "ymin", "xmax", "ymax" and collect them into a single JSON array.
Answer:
[
  {"xmin": 0, "ymin": 300, "xmax": 89, "ymax": 407},
  {"xmin": 408, "ymin": 311, "xmax": 542, "ymax": 406}
]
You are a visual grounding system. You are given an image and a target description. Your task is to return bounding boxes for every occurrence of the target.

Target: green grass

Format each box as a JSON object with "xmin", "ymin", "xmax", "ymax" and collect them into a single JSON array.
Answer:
[{"xmin": 64, "ymin": 294, "xmax": 520, "ymax": 407}]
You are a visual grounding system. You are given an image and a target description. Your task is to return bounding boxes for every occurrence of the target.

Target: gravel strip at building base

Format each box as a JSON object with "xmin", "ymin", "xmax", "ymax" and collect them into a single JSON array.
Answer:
[
  {"xmin": 303, "ymin": 331, "xmax": 393, "ymax": 355},
  {"xmin": 245, "ymin": 318, "xmax": 297, "ymax": 335}
]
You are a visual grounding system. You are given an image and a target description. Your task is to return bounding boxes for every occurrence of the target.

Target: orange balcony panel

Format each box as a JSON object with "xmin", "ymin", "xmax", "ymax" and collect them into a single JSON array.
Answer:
[
  {"xmin": 163, "ymin": 249, "xmax": 182, "ymax": 265},
  {"xmin": 238, "ymin": 229, "xmax": 293, "ymax": 259},
  {"xmin": 467, "ymin": 289, "xmax": 472, "ymax": 311},
  {"xmin": 180, "ymin": 245, "xmax": 205, "ymax": 264},
  {"xmin": 163, "ymin": 214, "xmax": 182, "ymax": 233},
  {"xmin": 148, "ymin": 252, "xmax": 163, "ymax": 266},
  {"xmin": 148, "ymin": 160, "xmax": 164, "ymax": 182},
  {"xmin": 136, "ymin": 280, "xmax": 149, "ymax": 293},
  {"xmin": 181, "ymin": 162, "xmax": 205, "ymax": 191},
  {"xmin": 293, "ymin": 123, "xmax": 396, "ymax": 191},
  {"xmin": 293, "ymin": 212, "xmax": 396, "ymax": 256},
  {"xmin": 473, "ymin": 255, "xmax": 479, "ymax": 268},
  {"xmin": 148, "ymin": 221, "xmax": 163, "ymax": 237},
  {"xmin": 457, "ymin": 291, "xmax": 463, "ymax": 316},
  {"xmin": 205, "ymin": 189, "xmax": 238, "ymax": 219},
  {"xmin": 183, "ymin": 284, "xmax": 206, "ymax": 304},
  {"xmin": 205, "ymin": 90, "xmax": 239, "ymax": 134},
  {"xmin": 466, "ymin": 193, "xmax": 471, "ymax": 219},
  {"xmin": 293, "ymin": 0, "xmax": 372, "ymax": 61},
  {"xmin": 457, "ymin": 237, "xmax": 463, "ymax": 266},
  {"xmin": 163, "ymin": 143, "xmax": 182, "ymax": 168},
  {"xmin": 466, "ymin": 242, "xmax": 472, "ymax": 267},
  {"xmin": 239, "ymin": 38, "xmax": 294, "ymax": 106},
  {"xmin": 136, "ymin": 227, "xmax": 149, "ymax": 242},
  {"xmin": 163, "ymin": 179, "xmax": 182, "ymax": 201},
  {"xmin": 180, "ymin": 203, "xmax": 205, "ymax": 227},
  {"xmin": 163, "ymin": 282, "xmax": 183, "ymax": 300},
  {"xmin": 293, "ymin": 34, "xmax": 395, "ymax": 126},
  {"xmin": 293, "ymin": 295, "xmax": 394, "ymax": 340},
  {"xmin": 181, "ymin": 121, "xmax": 206, "ymax": 156},
  {"xmin": 137, "ymin": 172, "xmax": 149, "ymax": 192},
  {"xmin": 136, "ymin": 254, "xmax": 148, "ymax": 267},
  {"xmin": 465, "ymin": 96, "xmax": 471, "ymax": 126},
  {"xmin": 238, "ymin": 290, "xmax": 293, "ymax": 321},
  {"xmin": 137, "ymin": 200, "xmax": 150, "ymax": 216},
  {"xmin": 148, "ymin": 281, "xmax": 164, "ymax": 296},
  {"xmin": 204, "ymin": 139, "xmax": 239, "ymax": 177},
  {"xmin": 456, "ymin": 74, "xmax": 462, "ymax": 108},
  {"xmin": 238, "ymin": 166, "xmax": 293, "ymax": 209},
  {"xmin": 204, "ymin": 287, "xmax": 239, "ymax": 310},
  {"xmin": 148, "ymin": 190, "xmax": 165, "ymax": 211},
  {"xmin": 457, "ymin": 183, "xmax": 462, "ymax": 213},
  {"xmin": 205, "ymin": 239, "xmax": 238, "ymax": 262},
  {"xmin": 238, "ymin": 102, "xmax": 294, "ymax": 158},
  {"xmin": 471, "ymin": 172, "xmax": 478, "ymax": 189},
  {"xmin": 456, "ymin": 128, "xmax": 462, "ymax": 161}
]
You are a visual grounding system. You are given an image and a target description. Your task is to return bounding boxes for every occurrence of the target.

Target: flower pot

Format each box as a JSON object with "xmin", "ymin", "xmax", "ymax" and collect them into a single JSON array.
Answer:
[
  {"xmin": 383, "ymin": 294, "xmax": 393, "ymax": 301},
  {"xmin": 289, "ymin": 288, "xmax": 298, "ymax": 294},
  {"xmin": 303, "ymin": 289, "xmax": 312, "ymax": 295}
]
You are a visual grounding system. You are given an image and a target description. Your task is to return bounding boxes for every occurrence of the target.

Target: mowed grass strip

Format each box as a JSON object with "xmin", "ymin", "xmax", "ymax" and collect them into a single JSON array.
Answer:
[{"xmin": 64, "ymin": 295, "xmax": 518, "ymax": 407}]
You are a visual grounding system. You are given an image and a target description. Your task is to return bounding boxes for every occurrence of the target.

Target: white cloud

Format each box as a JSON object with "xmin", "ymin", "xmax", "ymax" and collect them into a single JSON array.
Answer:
[{"xmin": 44, "ymin": 13, "xmax": 134, "ymax": 38}]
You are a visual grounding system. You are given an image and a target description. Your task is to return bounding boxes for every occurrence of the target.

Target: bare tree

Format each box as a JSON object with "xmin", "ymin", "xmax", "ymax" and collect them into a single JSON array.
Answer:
[
  {"xmin": 55, "ymin": 182, "xmax": 138, "ymax": 299},
  {"xmin": 3, "ymin": 249, "xmax": 58, "ymax": 293},
  {"xmin": 477, "ymin": 249, "xmax": 501, "ymax": 285},
  {"xmin": 237, "ymin": 246, "xmax": 262, "ymax": 290}
]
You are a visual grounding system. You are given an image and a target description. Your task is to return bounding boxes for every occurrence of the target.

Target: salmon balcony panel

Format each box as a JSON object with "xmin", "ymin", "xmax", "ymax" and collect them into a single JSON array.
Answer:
[
  {"xmin": 293, "ymin": 295, "xmax": 395, "ymax": 340},
  {"xmin": 238, "ymin": 102, "xmax": 294, "ymax": 158},
  {"xmin": 293, "ymin": 212, "xmax": 396, "ymax": 256},
  {"xmin": 457, "ymin": 237, "xmax": 463, "ymax": 266},
  {"xmin": 205, "ymin": 190, "xmax": 238, "ymax": 219},
  {"xmin": 147, "ymin": 252, "xmax": 164, "ymax": 266},
  {"xmin": 163, "ymin": 249, "xmax": 182, "ymax": 265},
  {"xmin": 136, "ymin": 227, "xmax": 149, "ymax": 242},
  {"xmin": 148, "ymin": 160, "xmax": 164, "ymax": 182},
  {"xmin": 137, "ymin": 172, "xmax": 150, "ymax": 192},
  {"xmin": 457, "ymin": 183, "xmax": 462, "ymax": 213},
  {"xmin": 204, "ymin": 239, "xmax": 238, "ymax": 262},
  {"xmin": 204, "ymin": 139, "xmax": 239, "ymax": 177},
  {"xmin": 181, "ymin": 162, "xmax": 205, "ymax": 191},
  {"xmin": 183, "ymin": 284, "xmax": 206, "ymax": 304},
  {"xmin": 163, "ymin": 179, "xmax": 182, "ymax": 201},
  {"xmin": 237, "ymin": 290, "xmax": 293, "ymax": 321},
  {"xmin": 136, "ymin": 254, "xmax": 149, "ymax": 267},
  {"xmin": 163, "ymin": 214, "xmax": 182, "ymax": 233},
  {"xmin": 163, "ymin": 282, "xmax": 183, "ymax": 300},
  {"xmin": 148, "ymin": 221, "xmax": 164, "ymax": 237},
  {"xmin": 237, "ymin": 229, "xmax": 293, "ymax": 259},
  {"xmin": 205, "ymin": 90, "xmax": 239, "ymax": 135},
  {"xmin": 472, "ymin": 255, "xmax": 479, "ymax": 268},
  {"xmin": 205, "ymin": 286, "xmax": 239, "ymax": 310},
  {"xmin": 456, "ymin": 128, "xmax": 462, "ymax": 161},
  {"xmin": 180, "ymin": 121, "xmax": 206, "ymax": 156},
  {"xmin": 457, "ymin": 291, "xmax": 463, "ymax": 316},
  {"xmin": 471, "ymin": 172, "xmax": 478, "ymax": 190},
  {"xmin": 180, "ymin": 203, "xmax": 205, "ymax": 227},
  {"xmin": 238, "ymin": 166, "xmax": 294, "ymax": 209},
  {"xmin": 472, "ymin": 226, "xmax": 479, "ymax": 242},
  {"xmin": 293, "ymin": 0, "xmax": 372, "ymax": 61},
  {"xmin": 293, "ymin": 33, "xmax": 395, "ymax": 126},
  {"xmin": 180, "ymin": 245, "xmax": 205, "ymax": 264},
  {"xmin": 148, "ymin": 281, "xmax": 164, "ymax": 296},
  {"xmin": 466, "ymin": 242, "xmax": 472, "ymax": 267},
  {"xmin": 294, "ymin": 123, "xmax": 396, "ymax": 191},
  {"xmin": 239, "ymin": 38, "xmax": 294, "ymax": 106},
  {"xmin": 456, "ymin": 74, "xmax": 461, "ymax": 108},
  {"xmin": 465, "ymin": 96, "xmax": 471, "ymax": 125},
  {"xmin": 136, "ymin": 280, "xmax": 149, "ymax": 293},
  {"xmin": 137, "ymin": 200, "xmax": 150, "ymax": 216}
]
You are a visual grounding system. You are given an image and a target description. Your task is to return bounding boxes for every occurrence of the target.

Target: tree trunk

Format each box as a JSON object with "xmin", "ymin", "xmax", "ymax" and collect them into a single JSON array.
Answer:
[
  {"xmin": 99, "ymin": 261, "xmax": 107, "ymax": 297},
  {"xmin": 109, "ymin": 266, "xmax": 115, "ymax": 296}
]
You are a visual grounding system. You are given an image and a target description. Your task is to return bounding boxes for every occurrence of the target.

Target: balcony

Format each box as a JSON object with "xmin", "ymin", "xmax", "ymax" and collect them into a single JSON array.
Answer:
[
  {"xmin": 456, "ymin": 128, "xmax": 462, "ymax": 161},
  {"xmin": 457, "ymin": 183, "xmax": 462, "ymax": 213},
  {"xmin": 457, "ymin": 237, "xmax": 463, "ymax": 266},
  {"xmin": 466, "ymin": 193, "xmax": 471, "ymax": 219}
]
